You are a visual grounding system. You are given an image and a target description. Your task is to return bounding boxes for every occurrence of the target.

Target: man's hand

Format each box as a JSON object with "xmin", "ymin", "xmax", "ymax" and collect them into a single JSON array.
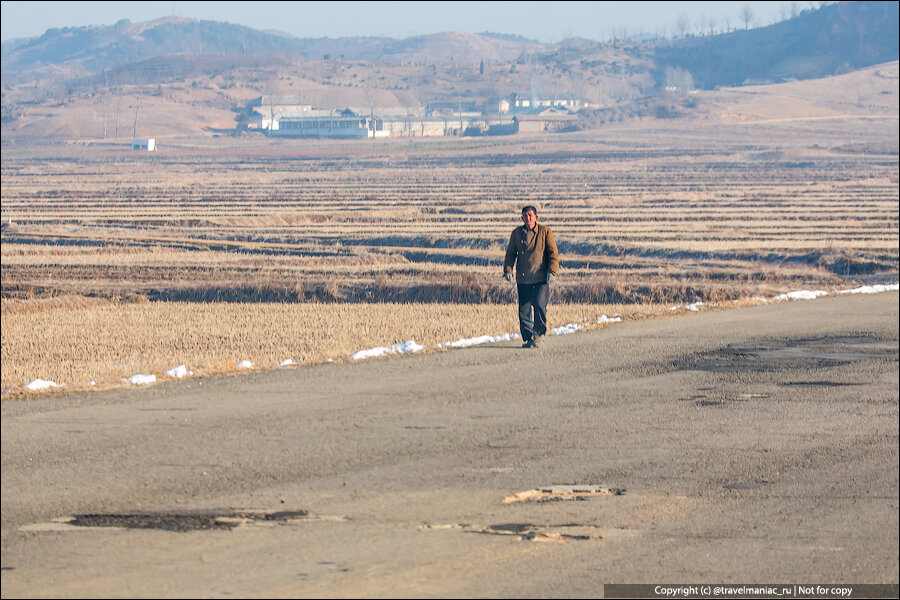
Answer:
[
  {"xmin": 505, "ymin": 273, "xmax": 514, "ymax": 282},
  {"xmin": 546, "ymin": 273, "xmax": 555, "ymax": 283}
]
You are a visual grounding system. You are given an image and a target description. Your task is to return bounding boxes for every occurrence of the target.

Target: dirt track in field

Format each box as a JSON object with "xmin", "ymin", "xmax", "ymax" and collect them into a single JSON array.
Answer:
[{"xmin": 2, "ymin": 292, "xmax": 898, "ymax": 598}]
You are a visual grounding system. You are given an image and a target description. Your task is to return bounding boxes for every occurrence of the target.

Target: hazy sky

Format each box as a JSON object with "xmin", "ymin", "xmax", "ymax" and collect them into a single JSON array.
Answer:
[{"xmin": 1, "ymin": 1, "xmax": 793, "ymax": 43}]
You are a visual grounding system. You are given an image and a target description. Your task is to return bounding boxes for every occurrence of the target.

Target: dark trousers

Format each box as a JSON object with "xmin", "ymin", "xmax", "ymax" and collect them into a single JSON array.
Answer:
[{"xmin": 517, "ymin": 282, "xmax": 549, "ymax": 341}]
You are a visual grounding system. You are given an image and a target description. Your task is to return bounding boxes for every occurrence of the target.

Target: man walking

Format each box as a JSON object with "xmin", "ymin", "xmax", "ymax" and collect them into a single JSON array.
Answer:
[{"xmin": 504, "ymin": 205, "xmax": 559, "ymax": 348}]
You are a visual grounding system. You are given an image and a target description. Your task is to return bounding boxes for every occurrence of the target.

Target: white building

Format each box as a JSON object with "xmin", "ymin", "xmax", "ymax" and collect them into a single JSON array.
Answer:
[
  {"xmin": 131, "ymin": 138, "xmax": 156, "ymax": 151},
  {"xmin": 271, "ymin": 109, "xmax": 379, "ymax": 138},
  {"xmin": 504, "ymin": 93, "xmax": 583, "ymax": 112}
]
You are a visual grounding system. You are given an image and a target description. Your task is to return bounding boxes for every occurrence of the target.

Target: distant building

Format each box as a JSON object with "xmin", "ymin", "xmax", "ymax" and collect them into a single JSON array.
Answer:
[
  {"xmin": 504, "ymin": 93, "xmax": 584, "ymax": 112},
  {"xmin": 244, "ymin": 96, "xmax": 315, "ymax": 130},
  {"xmin": 274, "ymin": 109, "xmax": 379, "ymax": 138},
  {"xmin": 270, "ymin": 110, "xmax": 489, "ymax": 138},
  {"xmin": 131, "ymin": 138, "xmax": 156, "ymax": 151},
  {"xmin": 512, "ymin": 107, "xmax": 578, "ymax": 133},
  {"xmin": 239, "ymin": 94, "xmax": 582, "ymax": 139},
  {"xmin": 250, "ymin": 99, "xmax": 490, "ymax": 139}
]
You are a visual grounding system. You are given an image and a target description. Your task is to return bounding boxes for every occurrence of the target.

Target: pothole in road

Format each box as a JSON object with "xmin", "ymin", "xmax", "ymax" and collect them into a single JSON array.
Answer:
[
  {"xmin": 485, "ymin": 525, "xmax": 602, "ymax": 542},
  {"xmin": 780, "ymin": 381, "xmax": 863, "ymax": 388},
  {"xmin": 488, "ymin": 522, "xmax": 534, "ymax": 534},
  {"xmin": 30, "ymin": 509, "xmax": 310, "ymax": 533},
  {"xmin": 684, "ymin": 392, "xmax": 770, "ymax": 407},
  {"xmin": 695, "ymin": 399, "xmax": 727, "ymax": 407},
  {"xmin": 503, "ymin": 485, "xmax": 625, "ymax": 503},
  {"xmin": 420, "ymin": 522, "xmax": 603, "ymax": 542},
  {"xmin": 677, "ymin": 335, "xmax": 898, "ymax": 373}
]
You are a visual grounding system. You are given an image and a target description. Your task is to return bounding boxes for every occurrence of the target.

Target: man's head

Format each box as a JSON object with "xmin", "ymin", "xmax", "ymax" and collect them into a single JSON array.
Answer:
[{"xmin": 521, "ymin": 205, "xmax": 538, "ymax": 230}]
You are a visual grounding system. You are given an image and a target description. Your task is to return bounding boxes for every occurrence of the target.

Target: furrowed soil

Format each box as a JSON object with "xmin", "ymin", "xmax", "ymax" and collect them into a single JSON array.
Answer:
[{"xmin": 3, "ymin": 120, "xmax": 898, "ymax": 311}]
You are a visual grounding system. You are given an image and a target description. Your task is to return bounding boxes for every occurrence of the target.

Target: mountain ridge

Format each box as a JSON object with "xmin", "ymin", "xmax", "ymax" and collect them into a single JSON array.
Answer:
[
  {"xmin": 1, "ymin": 2, "xmax": 897, "ymax": 143},
  {"xmin": 2, "ymin": 2, "xmax": 897, "ymax": 91}
]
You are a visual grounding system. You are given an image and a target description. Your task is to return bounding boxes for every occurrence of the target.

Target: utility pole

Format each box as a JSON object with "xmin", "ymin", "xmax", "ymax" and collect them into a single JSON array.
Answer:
[
  {"xmin": 530, "ymin": 55, "xmax": 538, "ymax": 106},
  {"xmin": 132, "ymin": 97, "xmax": 139, "ymax": 140}
]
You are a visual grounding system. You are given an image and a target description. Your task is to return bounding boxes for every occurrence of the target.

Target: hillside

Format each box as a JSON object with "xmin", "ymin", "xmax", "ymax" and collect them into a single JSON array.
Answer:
[
  {"xmin": 652, "ymin": 0, "xmax": 899, "ymax": 87},
  {"xmin": 2, "ymin": 56, "xmax": 895, "ymax": 145},
  {"xmin": 0, "ymin": 18, "xmax": 544, "ymax": 86},
  {"xmin": 4, "ymin": 2, "xmax": 897, "ymax": 92},
  {"xmin": 705, "ymin": 61, "xmax": 899, "ymax": 124},
  {"xmin": 1, "ymin": 1, "xmax": 897, "ymax": 144}
]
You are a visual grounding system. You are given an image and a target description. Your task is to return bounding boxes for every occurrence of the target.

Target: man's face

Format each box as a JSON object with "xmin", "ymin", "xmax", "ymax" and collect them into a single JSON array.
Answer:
[{"xmin": 521, "ymin": 209, "xmax": 538, "ymax": 230}]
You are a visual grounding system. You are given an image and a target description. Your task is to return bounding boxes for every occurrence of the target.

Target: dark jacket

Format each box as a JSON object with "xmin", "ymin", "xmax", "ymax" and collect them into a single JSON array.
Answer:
[{"xmin": 503, "ymin": 222, "xmax": 559, "ymax": 284}]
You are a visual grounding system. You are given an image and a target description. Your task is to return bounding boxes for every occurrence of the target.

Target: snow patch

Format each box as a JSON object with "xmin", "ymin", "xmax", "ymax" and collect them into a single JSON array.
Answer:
[
  {"xmin": 163, "ymin": 365, "xmax": 188, "ymax": 379},
  {"xmin": 551, "ymin": 314, "xmax": 623, "ymax": 335},
  {"xmin": 838, "ymin": 284, "xmax": 899, "ymax": 295},
  {"xmin": 670, "ymin": 302, "xmax": 704, "ymax": 311},
  {"xmin": 352, "ymin": 340, "xmax": 426, "ymax": 360},
  {"xmin": 394, "ymin": 340, "xmax": 427, "ymax": 354},
  {"xmin": 437, "ymin": 333, "xmax": 520, "ymax": 349},
  {"xmin": 351, "ymin": 346, "xmax": 391, "ymax": 360},
  {"xmin": 774, "ymin": 283, "xmax": 897, "ymax": 301},
  {"xmin": 236, "ymin": 360, "xmax": 253, "ymax": 369},
  {"xmin": 124, "ymin": 374, "xmax": 156, "ymax": 385},
  {"xmin": 552, "ymin": 323, "xmax": 583, "ymax": 335},
  {"xmin": 774, "ymin": 290, "xmax": 829, "ymax": 301},
  {"xmin": 279, "ymin": 359, "xmax": 295, "ymax": 367},
  {"xmin": 25, "ymin": 379, "xmax": 60, "ymax": 391}
]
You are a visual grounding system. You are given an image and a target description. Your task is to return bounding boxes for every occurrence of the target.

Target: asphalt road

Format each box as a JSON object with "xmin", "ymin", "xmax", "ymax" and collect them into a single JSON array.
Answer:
[{"xmin": 2, "ymin": 293, "xmax": 898, "ymax": 598}]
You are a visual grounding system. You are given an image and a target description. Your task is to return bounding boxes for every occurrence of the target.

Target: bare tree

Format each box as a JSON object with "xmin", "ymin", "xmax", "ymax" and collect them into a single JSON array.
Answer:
[
  {"xmin": 115, "ymin": 91, "xmax": 122, "ymax": 139},
  {"xmin": 665, "ymin": 66, "xmax": 694, "ymax": 94},
  {"xmin": 741, "ymin": 4, "xmax": 754, "ymax": 29},
  {"xmin": 676, "ymin": 13, "xmax": 691, "ymax": 38}
]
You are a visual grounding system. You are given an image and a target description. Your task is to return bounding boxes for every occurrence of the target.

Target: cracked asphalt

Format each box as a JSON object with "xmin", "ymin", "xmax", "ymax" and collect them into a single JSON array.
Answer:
[{"xmin": 2, "ymin": 292, "xmax": 897, "ymax": 597}]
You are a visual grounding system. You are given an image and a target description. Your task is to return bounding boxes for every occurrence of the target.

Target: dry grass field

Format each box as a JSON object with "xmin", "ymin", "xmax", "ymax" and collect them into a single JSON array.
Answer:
[
  {"xmin": 2, "ymin": 71, "xmax": 898, "ymax": 394},
  {"xmin": 0, "ymin": 300, "xmax": 669, "ymax": 394}
]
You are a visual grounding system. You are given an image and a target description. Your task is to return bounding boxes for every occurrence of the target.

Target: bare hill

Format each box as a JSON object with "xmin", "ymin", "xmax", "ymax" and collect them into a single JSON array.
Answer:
[
  {"xmin": 1, "ymin": 2, "xmax": 897, "ymax": 144},
  {"xmin": 705, "ymin": 61, "xmax": 900, "ymax": 123},
  {"xmin": 4, "ymin": 1, "xmax": 897, "ymax": 93},
  {"xmin": 653, "ymin": 0, "xmax": 899, "ymax": 87},
  {"xmin": 1, "ymin": 18, "xmax": 543, "ymax": 86},
  {"xmin": 2, "ymin": 58, "xmax": 895, "ymax": 144}
]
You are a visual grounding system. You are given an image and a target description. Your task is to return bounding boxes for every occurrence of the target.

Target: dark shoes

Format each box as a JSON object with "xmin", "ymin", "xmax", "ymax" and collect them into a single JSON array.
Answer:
[{"xmin": 522, "ymin": 335, "xmax": 544, "ymax": 349}]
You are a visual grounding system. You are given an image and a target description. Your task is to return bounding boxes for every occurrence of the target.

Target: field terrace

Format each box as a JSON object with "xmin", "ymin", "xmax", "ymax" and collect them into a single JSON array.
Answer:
[
  {"xmin": 3, "ymin": 120, "xmax": 898, "ymax": 392},
  {"xmin": 2, "ymin": 123, "xmax": 897, "ymax": 308}
]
